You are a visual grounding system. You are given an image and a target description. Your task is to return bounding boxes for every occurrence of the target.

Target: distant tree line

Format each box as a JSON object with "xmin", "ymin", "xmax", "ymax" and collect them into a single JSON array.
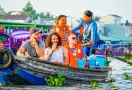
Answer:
[
  {"xmin": 0, "ymin": 1, "xmax": 101, "ymax": 22},
  {"xmin": 20, "ymin": 1, "xmax": 54, "ymax": 20},
  {"xmin": 0, "ymin": 1, "xmax": 54, "ymax": 20}
]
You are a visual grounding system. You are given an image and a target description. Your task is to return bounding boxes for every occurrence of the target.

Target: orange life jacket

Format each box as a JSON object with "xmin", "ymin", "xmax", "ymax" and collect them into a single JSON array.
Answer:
[
  {"xmin": 52, "ymin": 25, "xmax": 71, "ymax": 40},
  {"xmin": 64, "ymin": 44, "xmax": 83, "ymax": 67}
]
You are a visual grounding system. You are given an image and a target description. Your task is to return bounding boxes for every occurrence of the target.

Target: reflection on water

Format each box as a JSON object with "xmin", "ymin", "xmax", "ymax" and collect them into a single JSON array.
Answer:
[{"xmin": 1, "ymin": 57, "xmax": 132, "ymax": 90}]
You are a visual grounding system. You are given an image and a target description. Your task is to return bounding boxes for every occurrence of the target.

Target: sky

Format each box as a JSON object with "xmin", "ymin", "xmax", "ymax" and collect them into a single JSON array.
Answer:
[{"xmin": 0, "ymin": 0, "xmax": 132, "ymax": 23}]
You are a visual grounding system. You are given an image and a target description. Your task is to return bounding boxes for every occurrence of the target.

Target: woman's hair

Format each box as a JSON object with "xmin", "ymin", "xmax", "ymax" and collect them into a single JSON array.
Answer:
[
  {"xmin": 45, "ymin": 32, "xmax": 62, "ymax": 48},
  {"xmin": 84, "ymin": 10, "xmax": 93, "ymax": 17},
  {"xmin": 68, "ymin": 32, "xmax": 76, "ymax": 37},
  {"xmin": 56, "ymin": 15, "xmax": 67, "ymax": 24}
]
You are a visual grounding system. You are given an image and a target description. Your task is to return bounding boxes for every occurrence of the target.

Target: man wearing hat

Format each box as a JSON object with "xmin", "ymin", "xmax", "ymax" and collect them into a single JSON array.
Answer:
[
  {"xmin": 17, "ymin": 29, "xmax": 45, "ymax": 57},
  {"xmin": 71, "ymin": 10, "xmax": 100, "ymax": 56}
]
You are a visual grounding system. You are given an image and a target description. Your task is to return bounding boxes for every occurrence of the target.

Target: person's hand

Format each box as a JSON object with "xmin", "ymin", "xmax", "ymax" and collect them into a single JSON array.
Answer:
[
  {"xmin": 52, "ymin": 43, "xmax": 58, "ymax": 50},
  {"xmin": 53, "ymin": 60, "xmax": 60, "ymax": 64},
  {"xmin": 39, "ymin": 57, "xmax": 45, "ymax": 60},
  {"xmin": 30, "ymin": 37, "xmax": 38, "ymax": 46},
  {"xmin": 89, "ymin": 40, "xmax": 94, "ymax": 45},
  {"xmin": 82, "ymin": 58, "xmax": 87, "ymax": 61},
  {"xmin": 25, "ymin": 52, "xmax": 31, "ymax": 57}
]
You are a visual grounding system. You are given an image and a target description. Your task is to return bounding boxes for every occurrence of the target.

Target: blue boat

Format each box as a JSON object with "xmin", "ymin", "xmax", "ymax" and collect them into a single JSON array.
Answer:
[{"xmin": 0, "ymin": 46, "xmax": 111, "ymax": 85}]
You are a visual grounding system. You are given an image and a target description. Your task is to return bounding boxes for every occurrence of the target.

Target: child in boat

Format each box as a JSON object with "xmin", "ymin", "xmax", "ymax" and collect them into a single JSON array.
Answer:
[
  {"xmin": 64, "ymin": 33, "xmax": 87, "ymax": 67},
  {"xmin": 40, "ymin": 32, "xmax": 69, "ymax": 64},
  {"xmin": 17, "ymin": 29, "xmax": 45, "ymax": 57},
  {"xmin": 52, "ymin": 15, "xmax": 71, "ymax": 46}
]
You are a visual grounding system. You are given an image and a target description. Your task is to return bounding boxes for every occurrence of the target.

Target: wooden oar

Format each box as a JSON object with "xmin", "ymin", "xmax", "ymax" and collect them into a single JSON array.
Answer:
[{"xmin": 80, "ymin": 42, "xmax": 132, "ymax": 65}]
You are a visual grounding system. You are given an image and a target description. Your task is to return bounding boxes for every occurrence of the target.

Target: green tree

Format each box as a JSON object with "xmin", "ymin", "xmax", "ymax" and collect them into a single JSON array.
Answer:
[
  {"xmin": 0, "ymin": 8, "xmax": 6, "ymax": 15},
  {"xmin": 93, "ymin": 15, "xmax": 101, "ymax": 21},
  {"xmin": 22, "ymin": 1, "xmax": 37, "ymax": 20},
  {"xmin": 38, "ymin": 12, "xmax": 46, "ymax": 19},
  {"xmin": 37, "ymin": 12, "xmax": 54, "ymax": 20},
  {"xmin": 77, "ymin": 16, "xmax": 101, "ymax": 22},
  {"xmin": 54, "ymin": 16, "xmax": 58, "ymax": 24},
  {"xmin": 45, "ymin": 12, "xmax": 53, "ymax": 20}
]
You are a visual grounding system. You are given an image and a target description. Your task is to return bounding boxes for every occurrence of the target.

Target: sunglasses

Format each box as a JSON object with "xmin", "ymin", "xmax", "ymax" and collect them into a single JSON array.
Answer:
[{"xmin": 71, "ymin": 37, "xmax": 77, "ymax": 40}]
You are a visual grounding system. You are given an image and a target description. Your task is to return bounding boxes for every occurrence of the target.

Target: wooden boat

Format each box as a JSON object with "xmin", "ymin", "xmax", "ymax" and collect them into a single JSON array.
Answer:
[{"xmin": 0, "ymin": 46, "xmax": 111, "ymax": 85}]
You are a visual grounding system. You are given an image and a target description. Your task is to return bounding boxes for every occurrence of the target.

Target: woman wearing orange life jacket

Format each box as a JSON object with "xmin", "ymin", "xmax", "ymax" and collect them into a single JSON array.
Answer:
[
  {"xmin": 64, "ymin": 33, "xmax": 87, "ymax": 67},
  {"xmin": 52, "ymin": 15, "xmax": 71, "ymax": 46}
]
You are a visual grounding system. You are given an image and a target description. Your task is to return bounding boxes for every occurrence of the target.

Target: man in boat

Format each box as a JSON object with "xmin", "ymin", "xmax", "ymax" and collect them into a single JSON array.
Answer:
[
  {"xmin": 71, "ymin": 10, "xmax": 100, "ymax": 56},
  {"xmin": 64, "ymin": 33, "xmax": 87, "ymax": 67},
  {"xmin": 17, "ymin": 29, "xmax": 45, "ymax": 57},
  {"xmin": 40, "ymin": 32, "xmax": 69, "ymax": 64}
]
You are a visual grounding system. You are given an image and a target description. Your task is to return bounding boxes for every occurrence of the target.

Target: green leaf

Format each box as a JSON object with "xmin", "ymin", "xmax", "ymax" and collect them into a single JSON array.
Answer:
[
  {"xmin": 45, "ymin": 78, "xmax": 48, "ymax": 82},
  {"xmin": 48, "ymin": 83, "xmax": 54, "ymax": 86},
  {"xmin": 45, "ymin": 75, "xmax": 65, "ymax": 87},
  {"xmin": 58, "ymin": 81, "xmax": 63, "ymax": 86},
  {"xmin": 60, "ymin": 78, "xmax": 65, "ymax": 81},
  {"xmin": 57, "ymin": 74, "xmax": 63, "ymax": 79},
  {"xmin": 55, "ymin": 78, "xmax": 59, "ymax": 86}
]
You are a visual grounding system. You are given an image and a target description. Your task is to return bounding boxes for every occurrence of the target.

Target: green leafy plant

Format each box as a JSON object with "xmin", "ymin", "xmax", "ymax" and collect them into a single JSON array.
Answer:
[
  {"xmin": 123, "ymin": 72, "xmax": 132, "ymax": 80},
  {"xmin": 105, "ymin": 59, "xmax": 111, "ymax": 66},
  {"xmin": 123, "ymin": 55, "xmax": 132, "ymax": 60},
  {"xmin": 105, "ymin": 78, "xmax": 116, "ymax": 83},
  {"xmin": 45, "ymin": 74, "xmax": 65, "ymax": 87},
  {"xmin": 88, "ymin": 81, "xmax": 103, "ymax": 88},
  {"xmin": 111, "ymin": 86, "xmax": 119, "ymax": 90},
  {"xmin": 127, "ymin": 64, "xmax": 132, "ymax": 66}
]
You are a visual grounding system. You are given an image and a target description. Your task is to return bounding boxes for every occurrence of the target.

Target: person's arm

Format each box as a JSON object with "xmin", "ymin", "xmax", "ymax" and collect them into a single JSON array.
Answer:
[
  {"xmin": 17, "ymin": 48, "xmax": 25, "ymax": 56},
  {"xmin": 43, "ymin": 48, "xmax": 53, "ymax": 61},
  {"xmin": 62, "ymin": 47, "xmax": 69, "ymax": 65},
  {"xmin": 17, "ymin": 41, "xmax": 27, "ymax": 56},
  {"xmin": 91, "ymin": 23, "xmax": 97, "ymax": 42},
  {"xmin": 42, "ymin": 43, "xmax": 58, "ymax": 61},
  {"xmin": 71, "ymin": 20, "xmax": 83, "ymax": 33},
  {"xmin": 34, "ymin": 41, "xmax": 45, "ymax": 57}
]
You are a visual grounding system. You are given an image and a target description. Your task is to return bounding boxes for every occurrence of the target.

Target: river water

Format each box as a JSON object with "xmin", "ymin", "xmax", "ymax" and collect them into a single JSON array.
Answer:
[{"xmin": 0, "ymin": 57, "xmax": 132, "ymax": 90}]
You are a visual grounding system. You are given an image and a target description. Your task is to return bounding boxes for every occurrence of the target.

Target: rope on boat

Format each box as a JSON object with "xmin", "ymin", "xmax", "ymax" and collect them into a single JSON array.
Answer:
[{"xmin": 0, "ymin": 47, "xmax": 14, "ymax": 69}]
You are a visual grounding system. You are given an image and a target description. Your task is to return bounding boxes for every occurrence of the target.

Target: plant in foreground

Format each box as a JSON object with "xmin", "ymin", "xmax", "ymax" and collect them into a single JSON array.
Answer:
[
  {"xmin": 123, "ymin": 72, "xmax": 132, "ymax": 81},
  {"xmin": 105, "ymin": 78, "xmax": 116, "ymax": 83},
  {"xmin": 105, "ymin": 59, "xmax": 111, "ymax": 66},
  {"xmin": 88, "ymin": 81, "xmax": 103, "ymax": 88},
  {"xmin": 111, "ymin": 86, "xmax": 119, "ymax": 90},
  {"xmin": 45, "ymin": 74, "xmax": 65, "ymax": 87}
]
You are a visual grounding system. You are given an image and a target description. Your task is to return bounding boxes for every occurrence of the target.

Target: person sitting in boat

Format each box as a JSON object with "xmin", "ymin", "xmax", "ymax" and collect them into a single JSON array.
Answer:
[
  {"xmin": 40, "ymin": 32, "xmax": 69, "ymax": 64},
  {"xmin": 17, "ymin": 29, "xmax": 45, "ymax": 57},
  {"xmin": 52, "ymin": 15, "xmax": 71, "ymax": 46},
  {"xmin": 64, "ymin": 33, "xmax": 87, "ymax": 67}
]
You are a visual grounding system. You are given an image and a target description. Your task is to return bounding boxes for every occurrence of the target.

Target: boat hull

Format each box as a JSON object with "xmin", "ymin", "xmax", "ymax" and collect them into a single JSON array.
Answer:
[
  {"xmin": 13, "ymin": 56, "xmax": 111, "ymax": 85},
  {"xmin": 0, "ymin": 47, "xmax": 111, "ymax": 85}
]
